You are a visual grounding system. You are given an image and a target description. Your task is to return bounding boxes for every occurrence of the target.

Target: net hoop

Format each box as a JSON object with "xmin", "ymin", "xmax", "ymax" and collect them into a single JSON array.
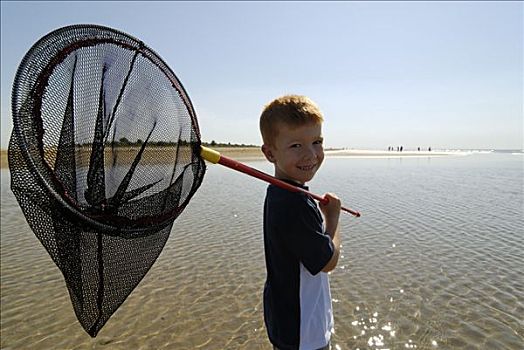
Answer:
[{"xmin": 11, "ymin": 24, "xmax": 204, "ymax": 237}]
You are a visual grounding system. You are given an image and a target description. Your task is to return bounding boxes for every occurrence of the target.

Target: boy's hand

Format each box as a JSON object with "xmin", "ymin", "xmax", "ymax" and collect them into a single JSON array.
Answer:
[
  {"xmin": 320, "ymin": 193, "xmax": 342, "ymax": 272},
  {"xmin": 319, "ymin": 193, "xmax": 341, "ymax": 223}
]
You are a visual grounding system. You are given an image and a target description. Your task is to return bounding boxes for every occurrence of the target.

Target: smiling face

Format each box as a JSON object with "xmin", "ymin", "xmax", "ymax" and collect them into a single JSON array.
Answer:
[{"xmin": 262, "ymin": 122, "xmax": 324, "ymax": 185}]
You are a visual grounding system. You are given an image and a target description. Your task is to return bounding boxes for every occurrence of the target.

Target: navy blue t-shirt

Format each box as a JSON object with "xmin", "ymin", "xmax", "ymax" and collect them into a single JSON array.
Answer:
[{"xmin": 263, "ymin": 183, "xmax": 335, "ymax": 349}]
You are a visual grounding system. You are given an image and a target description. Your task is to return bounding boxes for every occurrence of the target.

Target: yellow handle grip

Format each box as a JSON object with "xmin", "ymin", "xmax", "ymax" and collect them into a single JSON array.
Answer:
[{"xmin": 200, "ymin": 146, "xmax": 221, "ymax": 164}]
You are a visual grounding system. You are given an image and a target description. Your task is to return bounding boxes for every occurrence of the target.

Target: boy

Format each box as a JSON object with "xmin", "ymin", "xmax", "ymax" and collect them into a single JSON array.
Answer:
[{"xmin": 259, "ymin": 95, "xmax": 342, "ymax": 350}]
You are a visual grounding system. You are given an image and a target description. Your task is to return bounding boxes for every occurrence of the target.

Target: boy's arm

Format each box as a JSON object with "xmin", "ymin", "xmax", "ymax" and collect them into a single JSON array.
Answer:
[{"xmin": 320, "ymin": 193, "xmax": 341, "ymax": 273}]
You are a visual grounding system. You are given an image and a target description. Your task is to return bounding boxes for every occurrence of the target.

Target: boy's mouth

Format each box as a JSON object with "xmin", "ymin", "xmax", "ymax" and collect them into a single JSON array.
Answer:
[{"xmin": 297, "ymin": 164, "xmax": 316, "ymax": 171}]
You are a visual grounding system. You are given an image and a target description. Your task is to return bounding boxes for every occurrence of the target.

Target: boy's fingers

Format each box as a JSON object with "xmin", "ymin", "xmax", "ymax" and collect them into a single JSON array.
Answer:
[
  {"xmin": 320, "ymin": 194, "xmax": 341, "ymax": 213},
  {"xmin": 323, "ymin": 193, "xmax": 341, "ymax": 204}
]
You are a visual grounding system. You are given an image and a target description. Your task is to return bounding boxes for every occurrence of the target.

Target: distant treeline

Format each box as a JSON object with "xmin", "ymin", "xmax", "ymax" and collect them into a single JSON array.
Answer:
[
  {"xmin": 76, "ymin": 138, "xmax": 259, "ymax": 148},
  {"xmin": 201, "ymin": 141, "xmax": 259, "ymax": 148}
]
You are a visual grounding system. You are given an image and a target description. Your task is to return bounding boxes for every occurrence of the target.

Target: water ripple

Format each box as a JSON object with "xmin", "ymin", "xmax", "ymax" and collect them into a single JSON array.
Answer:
[{"xmin": 2, "ymin": 154, "xmax": 523, "ymax": 349}]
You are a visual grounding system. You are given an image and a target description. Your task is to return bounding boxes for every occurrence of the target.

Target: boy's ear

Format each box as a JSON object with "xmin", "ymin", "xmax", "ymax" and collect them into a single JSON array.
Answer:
[{"xmin": 261, "ymin": 144, "xmax": 276, "ymax": 163}]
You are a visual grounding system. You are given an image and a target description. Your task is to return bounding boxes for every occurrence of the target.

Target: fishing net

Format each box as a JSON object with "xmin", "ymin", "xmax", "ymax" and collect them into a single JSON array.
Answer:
[{"xmin": 8, "ymin": 24, "xmax": 206, "ymax": 337}]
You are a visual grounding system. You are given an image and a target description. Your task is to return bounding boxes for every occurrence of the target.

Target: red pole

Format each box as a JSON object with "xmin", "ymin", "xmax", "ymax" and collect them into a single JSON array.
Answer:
[{"xmin": 216, "ymin": 153, "xmax": 361, "ymax": 217}]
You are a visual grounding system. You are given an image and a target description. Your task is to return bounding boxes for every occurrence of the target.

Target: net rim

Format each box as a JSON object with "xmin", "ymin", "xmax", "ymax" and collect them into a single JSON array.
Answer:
[{"xmin": 10, "ymin": 24, "xmax": 203, "ymax": 237}]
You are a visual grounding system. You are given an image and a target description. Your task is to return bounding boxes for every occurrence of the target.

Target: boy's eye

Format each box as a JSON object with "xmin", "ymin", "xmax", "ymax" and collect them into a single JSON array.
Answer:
[
  {"xmin": 290, "ymin": 143, "xmax": 301, "ymax": 148},
  {"xmin": 313, "ymin": 139, "xmax": 323, "ymax": 145}
]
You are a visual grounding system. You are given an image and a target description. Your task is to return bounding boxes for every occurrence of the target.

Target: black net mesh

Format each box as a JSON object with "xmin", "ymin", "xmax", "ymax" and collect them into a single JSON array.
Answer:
[{"xmin": 8, "ymin": 25, "xmax": 206, "ymax": 337}]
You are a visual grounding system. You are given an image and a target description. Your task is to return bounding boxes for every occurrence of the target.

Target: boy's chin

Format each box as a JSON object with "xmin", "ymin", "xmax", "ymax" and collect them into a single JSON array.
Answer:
[
  {"xmin": 275, "ymin": 169, "xmax": 317, "ymax": 185},
  {"xmin": 290, "ymin": 173, "xmax": 316, "ymax": 185}
]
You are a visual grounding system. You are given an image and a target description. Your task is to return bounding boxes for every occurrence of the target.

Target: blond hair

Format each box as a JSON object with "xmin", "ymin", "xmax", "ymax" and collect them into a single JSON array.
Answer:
[{"xmin": 259, "ymin": 95, "xmax": 324, "ymax": 146}]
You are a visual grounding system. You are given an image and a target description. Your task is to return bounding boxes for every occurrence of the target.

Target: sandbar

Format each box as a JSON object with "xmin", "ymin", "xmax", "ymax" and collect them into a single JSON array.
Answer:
[{"xmin": 1, "ymin": 147, "xmax": 468, "ymax": 169}]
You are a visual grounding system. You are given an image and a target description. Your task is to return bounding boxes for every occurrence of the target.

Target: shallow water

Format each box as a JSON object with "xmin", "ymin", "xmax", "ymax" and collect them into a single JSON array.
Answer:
[{"xmin": 1, "ymin": 153, "xmax": 523, "ymax": 349}]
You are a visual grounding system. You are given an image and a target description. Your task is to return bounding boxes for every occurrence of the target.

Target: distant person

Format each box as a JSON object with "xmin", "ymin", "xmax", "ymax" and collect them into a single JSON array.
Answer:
[
  {"xmin": 418, "ymin": 147, "xmax": 420, "ymax": 151},
  {"xmin": 400, "ymin": 146, "xmax": 403, "ymax": 152},
  {"xmin": 259, "ymin": 95, "xmax": 342, "ymax": 350},
  {"xmin": 428, "ymin": 147, "xmax": 432, "ymax": 152}
]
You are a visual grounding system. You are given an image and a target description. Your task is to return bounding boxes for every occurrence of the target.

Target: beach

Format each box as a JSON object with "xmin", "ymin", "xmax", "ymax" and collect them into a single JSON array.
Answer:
[
  {"xmin": 324, "ymin": 149, "xmax": 467, "ymax": 158},
  {"xmin": 0, "ymin": 146, "xmax": 264, "ymax": 169},
  {"xmin": 0, "ymin": 149, "xmax": 6, "ymax": 169},
  {"xmin": 0, "ymin": 147, "xmax": 466, "ymax": 170}
]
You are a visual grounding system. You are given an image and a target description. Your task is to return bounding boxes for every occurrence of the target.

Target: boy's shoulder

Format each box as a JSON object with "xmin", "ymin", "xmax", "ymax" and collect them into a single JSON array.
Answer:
[
  {"xmin": 266, "ymin": 184, "xmax": 308, "ymax": 206},
  {"xmin": 265, "ymin": 184, "xmax": 321, "ymax": 221}
]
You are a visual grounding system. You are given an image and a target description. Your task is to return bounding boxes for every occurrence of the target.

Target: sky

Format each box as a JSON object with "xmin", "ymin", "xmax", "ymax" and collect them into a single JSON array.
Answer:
[{"xmin": 1, "ymin": 1, "xmax": 522, "ymax": 150}]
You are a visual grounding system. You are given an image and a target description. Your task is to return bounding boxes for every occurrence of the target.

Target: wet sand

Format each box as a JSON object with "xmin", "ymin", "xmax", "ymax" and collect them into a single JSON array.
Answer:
[
  {"xmin": 1, "ymin": 149, "xmax": 6, "ymax": 169},
  {"xmin": 324, "ymin": 149, "xmax": 464, "ymax": 158},
  {"xmin": 0, "ymin": 147, "xmax": 463, "ymax": 169},
  {"xmin": 0, "ymin": 147, "xmax": 264, "ymax": 169}
]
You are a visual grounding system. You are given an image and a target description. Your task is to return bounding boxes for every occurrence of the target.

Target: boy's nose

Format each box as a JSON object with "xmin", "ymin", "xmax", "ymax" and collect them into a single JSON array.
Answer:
[{"xmin": 303, "ymin": 145, "xmax": 319, "ymax": 160}]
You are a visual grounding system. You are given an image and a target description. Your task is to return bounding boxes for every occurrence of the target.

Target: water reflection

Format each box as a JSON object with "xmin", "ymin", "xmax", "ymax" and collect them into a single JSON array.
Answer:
[{"xmin": 1, "ymin": 154, "xmax": 523, "ymax": 349}]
